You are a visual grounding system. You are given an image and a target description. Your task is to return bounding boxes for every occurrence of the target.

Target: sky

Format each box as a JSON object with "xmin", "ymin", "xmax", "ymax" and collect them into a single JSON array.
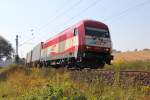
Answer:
[{"xmin": 0, "ymin": 0, "xmax": 150, "ymax": 58}]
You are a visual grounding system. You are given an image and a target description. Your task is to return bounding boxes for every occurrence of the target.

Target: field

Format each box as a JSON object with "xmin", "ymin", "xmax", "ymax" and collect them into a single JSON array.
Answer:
[
  {"xmin": 0, "ymin": 51, "xmax": 150, "ymax": 99},
  {"xmin": 113, "ymin": 51, "xmax": 150, "ymax": 62}
]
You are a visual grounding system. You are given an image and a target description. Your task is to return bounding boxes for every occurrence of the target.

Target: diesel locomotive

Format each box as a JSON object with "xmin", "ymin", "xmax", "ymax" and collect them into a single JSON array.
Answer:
[{"xmin": 26, "ymin": 20, "xmax": 113, "ymax": 69}]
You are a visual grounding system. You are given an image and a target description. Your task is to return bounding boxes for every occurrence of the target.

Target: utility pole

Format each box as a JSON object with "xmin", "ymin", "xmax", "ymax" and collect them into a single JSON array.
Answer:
[{"xmin": 15, "ymin": 35, "xmax": 19, "ymax": 63}]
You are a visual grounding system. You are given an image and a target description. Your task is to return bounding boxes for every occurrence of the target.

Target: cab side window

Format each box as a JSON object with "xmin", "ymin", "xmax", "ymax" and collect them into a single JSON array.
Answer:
[{"xmin": 74, "ymin": 28, "xmax": 78, "ymax": 36}]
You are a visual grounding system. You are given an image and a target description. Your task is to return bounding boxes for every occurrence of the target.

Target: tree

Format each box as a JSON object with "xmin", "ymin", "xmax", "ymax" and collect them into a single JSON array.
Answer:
[
  {"xmin": 143, "ymin": 48, "xmax": 150, "ymax": 51},
  {"xmin": 112, "ymin": 49, "xmax": 121, "ymax": 53},
  {"xmin": 0, "ymin": 36, "xmax": 14, "ymax": 61}
]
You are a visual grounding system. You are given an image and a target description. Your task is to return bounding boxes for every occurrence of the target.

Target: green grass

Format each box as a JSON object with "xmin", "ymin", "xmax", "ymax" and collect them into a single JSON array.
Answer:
[
  {"xmin": 0, "ymin": 61, "xmax": 150, "ymax": 99},
  {"xmin": 0, "ymin": 67, "xmax": 7, "ymax": 73},
  {"xmin": 0, "ymin": 64, "xmax": 18, "ymax": 73},
  {"xmin": 105, "ymin": 60, "xmax": 150, "ymax": 71}
]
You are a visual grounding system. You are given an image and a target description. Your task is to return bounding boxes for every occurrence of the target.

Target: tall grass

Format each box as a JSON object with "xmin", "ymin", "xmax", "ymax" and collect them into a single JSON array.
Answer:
[
  {"xmin": 105, "ymin": 60, "xmax": 150, "ymax": 71},
  {"xmin": 0, "ymin": 62, "xmax": 150, "ymax": 99},
  {"xmin": 0, "ymin": 66, "xmax": 87, "ymax": 99}
]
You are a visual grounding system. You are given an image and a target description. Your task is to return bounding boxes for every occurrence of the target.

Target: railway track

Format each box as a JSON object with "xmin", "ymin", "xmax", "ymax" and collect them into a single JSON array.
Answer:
[{"xmin": 70, "ymin": 69, "xmax": 150, "ymax": 86}]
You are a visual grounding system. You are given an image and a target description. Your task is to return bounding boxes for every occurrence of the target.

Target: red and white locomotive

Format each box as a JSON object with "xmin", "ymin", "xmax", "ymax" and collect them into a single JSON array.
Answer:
[{"xmin": 26, "ymin": 20, "xmax": 113, "ymax": 68}]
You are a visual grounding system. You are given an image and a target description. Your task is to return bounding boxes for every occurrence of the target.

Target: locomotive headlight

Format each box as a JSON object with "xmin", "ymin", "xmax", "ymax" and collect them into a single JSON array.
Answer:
[
  {"xmin": 105, "ymin": 48, "xmax": 109, "ymax": 51},
  {"xmin": 86, "ymin": 46, "xmax": 90, "ymax": 49}
]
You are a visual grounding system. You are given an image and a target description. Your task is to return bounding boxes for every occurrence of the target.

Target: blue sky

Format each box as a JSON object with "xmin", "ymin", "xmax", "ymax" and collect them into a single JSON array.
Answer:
[{"xmin": 0, "ymin": 0, "xmax": 150, "ymax": 58}]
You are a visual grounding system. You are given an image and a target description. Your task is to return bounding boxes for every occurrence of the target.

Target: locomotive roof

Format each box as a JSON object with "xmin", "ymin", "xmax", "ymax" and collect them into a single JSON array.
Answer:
[{"xmin": 81, "ymin": 19, "xmax": 107, "ymax": 26}]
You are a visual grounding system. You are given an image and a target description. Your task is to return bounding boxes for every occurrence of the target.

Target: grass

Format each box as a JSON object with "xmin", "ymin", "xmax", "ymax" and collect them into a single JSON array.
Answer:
[
  {"xmin": 105, "ymin": 60, "xmax": 150, "ymax": 71},
  {"xmin": 0, "ymin": 66, "xmax": 8, "ymax": 73},
  {"xmin": 0, "ymin": 66, "xmax": 88, "ymax": 99},
  {"xmin": 0, "ymin": 61, "xmax": 150, "ymax": 99},
  {"xmin": 113, "ymin": 51, "xmax": 150, "ymax": 62}
]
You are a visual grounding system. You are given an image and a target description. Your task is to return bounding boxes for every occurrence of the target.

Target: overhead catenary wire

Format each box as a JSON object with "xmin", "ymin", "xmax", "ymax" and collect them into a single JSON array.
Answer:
[
  {"xmin": 19, "ymin": 37, "xmax": 35, "ymax": 47},
  {"xmin": 39, "ymin": 0, "xmax": 103, "ymax": 41},
  {"xmin": 19, "ymin": 0, "xmax": 73, "ymax": 48},
  {"xmin": 66, "ymin": 0, "xmax": 102, "ymax": 22},
  {"xmin": 103, "ymin": 0, "xmax": 150, "ymax": 23},
  {"xmin": 37, "ymin": 0, "xmax": 84, "ymax": 32},
  {"xmin": 63, "ymin": 0, "xmax": 150, "ymax": 27},
  {"xmin": 33, "ymin": 0, "xmax": 84, "ymax": 42},
  {"xmin": 35, "ymin": 0, "xmax": 69, "ymax": 30},
  {"xmin": 53, "ymin": 0, "xmax": 103, "ymax": 32},
  {"xmin": 54, "ymin": 0, "xmax": 150, "ymax": 33}
]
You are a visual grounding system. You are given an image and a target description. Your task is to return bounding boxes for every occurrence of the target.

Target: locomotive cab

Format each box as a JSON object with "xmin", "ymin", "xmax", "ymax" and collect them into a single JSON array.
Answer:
[{"xmin": 76, "ymin": 20, "xmax": 113, "ymax": 68}]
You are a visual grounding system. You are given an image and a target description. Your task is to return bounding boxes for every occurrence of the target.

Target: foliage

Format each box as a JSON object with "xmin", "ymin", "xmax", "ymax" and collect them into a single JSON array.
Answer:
[
  {"xmin": 0, "ymin": 36, "xmax": 14, "ymax": 60},
  {"xmin": 105, "ymin": 60, "xmax": 150, "ymax": 71}
]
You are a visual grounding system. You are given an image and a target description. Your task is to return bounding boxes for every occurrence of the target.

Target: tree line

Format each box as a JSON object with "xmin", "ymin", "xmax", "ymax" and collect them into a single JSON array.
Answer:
[{"xmin": 0, "ymin": 36, "xmax": 13, "ymax": 61}]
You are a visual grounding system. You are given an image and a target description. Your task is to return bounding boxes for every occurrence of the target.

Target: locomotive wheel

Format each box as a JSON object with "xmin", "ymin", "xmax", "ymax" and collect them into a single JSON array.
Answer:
[
  {"xmin": 75, "ymin": 62, "xmax": 84, "ymax": 69},
  {"xmin": 90, "ymin": 61, "xmax": 105, "ymax": 69}
]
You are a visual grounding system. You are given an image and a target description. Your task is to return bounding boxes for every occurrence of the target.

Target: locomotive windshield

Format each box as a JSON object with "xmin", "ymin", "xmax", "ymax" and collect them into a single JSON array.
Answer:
[
  {"xmin": 85, "ymin": 27, "xmax": 111, "ymax": 47},
  {"xmin": 85, "ymin": 27, "xmax": 109, "ymax": 38}
]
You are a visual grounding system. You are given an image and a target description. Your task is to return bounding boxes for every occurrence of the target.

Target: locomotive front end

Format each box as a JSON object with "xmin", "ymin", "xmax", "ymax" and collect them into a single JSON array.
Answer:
[
  {"xmin": 85, "ymin": 27, "xmax": 112, "ymax": 53},
  {"xmin": 77, "ymin": 20, "xmax": 113, "ymax": 68}
]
